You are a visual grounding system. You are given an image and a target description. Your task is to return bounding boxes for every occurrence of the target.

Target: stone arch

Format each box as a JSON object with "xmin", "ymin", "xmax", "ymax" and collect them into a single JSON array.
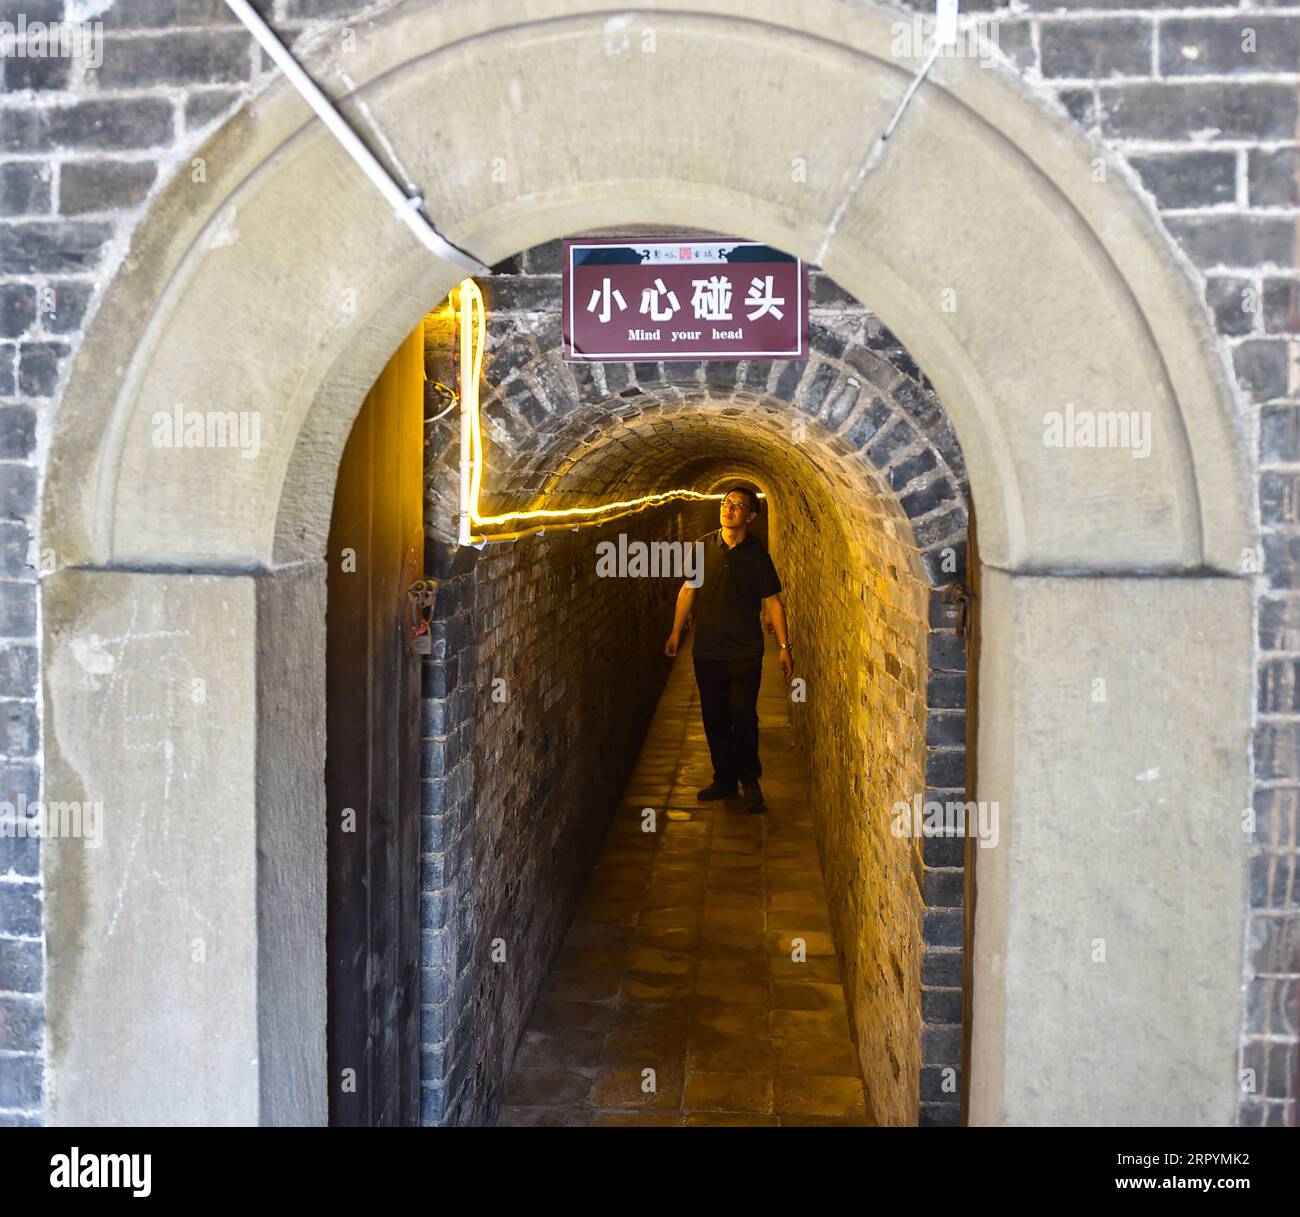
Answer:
[{"xmin": 39, "ymin": 0, "xmax": 1253, "ymax": 1125}]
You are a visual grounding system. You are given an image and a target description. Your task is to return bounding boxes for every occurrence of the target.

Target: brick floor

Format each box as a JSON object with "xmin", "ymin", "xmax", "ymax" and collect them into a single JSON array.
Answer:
[{"xmin": 497, "ymin": 632, "xmax": 873, "ymax": 1126}]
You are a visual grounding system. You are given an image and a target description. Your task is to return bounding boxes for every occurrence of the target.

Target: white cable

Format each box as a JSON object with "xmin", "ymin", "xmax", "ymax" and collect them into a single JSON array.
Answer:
[
  {"xmin": 817, "ymin": 1, "xmax": 961, "ymax": 265},
  {"xmin": 457, "ymin": 286, "xmax": 476, "ymax": 548},
  {"xmin": 224, "ymin": 0, "xmax": 490, "ymax": 275},
  {"xmin": 426, "ymin": 399, "xmax": 457, "ymax": 423},
  {"xmin": 880, "ymin": 43, "xmax": 941, "ymax": 143}
]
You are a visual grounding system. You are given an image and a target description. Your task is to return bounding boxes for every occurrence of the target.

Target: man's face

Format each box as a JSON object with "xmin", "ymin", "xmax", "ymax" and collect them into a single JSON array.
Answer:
[{"xmin": 720, "ymin": 493, "xmax": 755, "ymax": 527}]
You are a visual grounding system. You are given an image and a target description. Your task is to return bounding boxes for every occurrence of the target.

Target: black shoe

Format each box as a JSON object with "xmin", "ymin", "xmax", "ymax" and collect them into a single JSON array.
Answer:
[
  {"xmin": 697, "ymin": 780, "xmax": 739, "ymax": 801},
  {"xmin": 743, "ymin": 780, "xmax": 766, "ymax": 813}
]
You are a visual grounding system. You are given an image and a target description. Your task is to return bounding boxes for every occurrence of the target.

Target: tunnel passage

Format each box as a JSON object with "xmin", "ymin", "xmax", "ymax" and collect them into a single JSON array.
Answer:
[
  {"xmin": 414, "ymin": 247, "xmax": 971, "ymax": 1127},
  {"xmin": 499, "ymin": 612, "xmax": 860, "ymax": 1124}
]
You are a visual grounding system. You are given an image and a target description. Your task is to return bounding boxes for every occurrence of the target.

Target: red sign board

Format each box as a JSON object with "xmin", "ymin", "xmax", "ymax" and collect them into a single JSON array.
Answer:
[{"xmin": 563, "ymin": 237, "xmax": 808, "ymax": 362}]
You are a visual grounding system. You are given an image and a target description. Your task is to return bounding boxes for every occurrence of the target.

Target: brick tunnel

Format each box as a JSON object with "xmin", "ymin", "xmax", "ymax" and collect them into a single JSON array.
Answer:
[{"xmin": 334, "ymin": 236, "xmax": 973, "ymax": 1127}]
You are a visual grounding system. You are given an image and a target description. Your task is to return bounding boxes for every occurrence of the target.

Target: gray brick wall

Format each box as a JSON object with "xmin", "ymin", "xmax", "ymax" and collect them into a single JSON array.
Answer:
[
  {"xmin": 415, "ymin": 505, "xmax": 711, "ymax": 1125},
  {"xmin": 0, "ymin": 0, "xmax": 1295, "ymax": 1126}
]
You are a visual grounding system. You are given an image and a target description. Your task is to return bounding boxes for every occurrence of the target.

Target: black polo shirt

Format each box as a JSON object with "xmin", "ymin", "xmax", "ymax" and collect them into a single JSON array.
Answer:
[{"xmin": 691, "ymin": 529, "xmax": 782, "ymax": 661}]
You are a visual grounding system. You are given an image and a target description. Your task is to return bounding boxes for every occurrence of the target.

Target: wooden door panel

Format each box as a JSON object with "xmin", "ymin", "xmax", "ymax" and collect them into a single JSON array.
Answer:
[{"xmin": 325, "ymin": 324, "xmax": 425, "ymax": 1126}]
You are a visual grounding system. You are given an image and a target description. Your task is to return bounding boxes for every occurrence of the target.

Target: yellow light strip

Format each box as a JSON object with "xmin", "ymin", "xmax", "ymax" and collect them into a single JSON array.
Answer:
[{"xmin": 451, "ymin": 277, "xmax": 745, "ymax": 544}]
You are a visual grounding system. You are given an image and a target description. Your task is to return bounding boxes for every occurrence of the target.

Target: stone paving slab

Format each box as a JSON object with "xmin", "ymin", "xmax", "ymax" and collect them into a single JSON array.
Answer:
[{"xmin": 497, "ymin": 633, "xmax": 874, "ymax": 1127}]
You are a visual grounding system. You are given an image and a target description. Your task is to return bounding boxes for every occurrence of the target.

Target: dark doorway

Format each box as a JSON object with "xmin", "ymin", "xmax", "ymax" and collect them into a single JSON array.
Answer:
[{"xmin": 325, "ymin": 326, "xmax": 426, "ymax": 1125}]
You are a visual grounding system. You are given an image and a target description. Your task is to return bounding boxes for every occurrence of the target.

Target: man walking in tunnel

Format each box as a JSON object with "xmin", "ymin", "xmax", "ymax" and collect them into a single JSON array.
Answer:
[{"xmin": 664, "ymin": 486, "xmax": 792, "ymax": 813}]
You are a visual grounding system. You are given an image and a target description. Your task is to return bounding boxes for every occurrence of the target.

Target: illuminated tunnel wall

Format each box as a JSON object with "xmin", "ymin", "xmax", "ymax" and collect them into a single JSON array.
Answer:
[{"xmin": 414, "ymin": 239, "xmax": 970, "ymax": 1126}]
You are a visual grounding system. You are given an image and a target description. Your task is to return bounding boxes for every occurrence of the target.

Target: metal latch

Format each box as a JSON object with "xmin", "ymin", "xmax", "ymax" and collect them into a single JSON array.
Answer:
[
  {"xmin": 400, "ymin": 538, "xmax": 437, "ymax": 656},
  {"xmin": 405, "ymin": 578, "xmax": 438, "ymax": 654}
]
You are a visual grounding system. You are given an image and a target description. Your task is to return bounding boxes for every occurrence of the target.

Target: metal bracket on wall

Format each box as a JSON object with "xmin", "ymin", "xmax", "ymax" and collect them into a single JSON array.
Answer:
[{"xmin": 942, "ymin": 582, "xmax": 973, "ymax": 638}]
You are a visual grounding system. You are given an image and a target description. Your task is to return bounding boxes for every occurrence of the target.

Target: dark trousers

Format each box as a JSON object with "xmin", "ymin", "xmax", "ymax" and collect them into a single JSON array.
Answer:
[{"xmin": 693, "ymin": 654, "xmax": 764, "ymax": 785}]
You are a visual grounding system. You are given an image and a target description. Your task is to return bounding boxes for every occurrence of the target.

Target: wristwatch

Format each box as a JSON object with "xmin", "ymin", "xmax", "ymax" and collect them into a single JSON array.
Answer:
[{"xmin": 779, "ymin": 643, "xmax": 792, "ymax": 652}]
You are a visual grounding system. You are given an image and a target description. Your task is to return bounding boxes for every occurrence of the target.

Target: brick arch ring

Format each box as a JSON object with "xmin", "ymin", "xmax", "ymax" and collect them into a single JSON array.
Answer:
[
  {"xmin": 39, "ymin": 0, "xmax": 1254, "ymax": 1125},
  {"xmin": 443, "ymin": 315, "xmax": 969, "ymax": 573}
]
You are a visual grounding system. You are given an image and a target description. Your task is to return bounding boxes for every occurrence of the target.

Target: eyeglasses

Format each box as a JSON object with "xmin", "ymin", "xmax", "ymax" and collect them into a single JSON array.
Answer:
[{"xmin": 721, "ymin": 498, "xmax": 752, "ymax": 511}]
